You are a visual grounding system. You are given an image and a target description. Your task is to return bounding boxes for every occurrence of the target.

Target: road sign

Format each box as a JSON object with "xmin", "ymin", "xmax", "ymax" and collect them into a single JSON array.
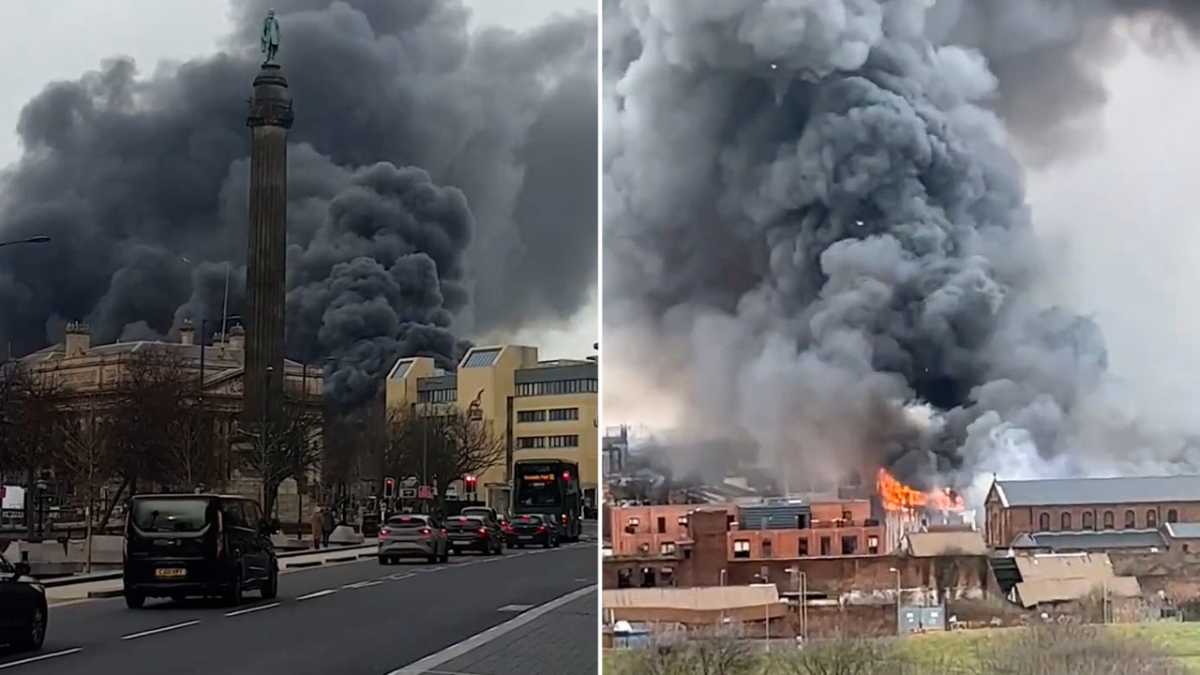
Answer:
[
  {"xmin": 418, "ymin": 486, "xmax": 433, "ymax": 500},
  {"xmin": 399, "ymin": 488, "xmax": 417, "ymax": 499},
  {"xmin": 403, "ymin": 476, "xmax": 419, "ymax": 488}
]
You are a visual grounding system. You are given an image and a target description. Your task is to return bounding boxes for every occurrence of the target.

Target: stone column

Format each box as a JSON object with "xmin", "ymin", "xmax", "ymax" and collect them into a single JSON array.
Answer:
[{"xmin": 244, "ymin": 63, "xmax": 294, "ymax": 423}]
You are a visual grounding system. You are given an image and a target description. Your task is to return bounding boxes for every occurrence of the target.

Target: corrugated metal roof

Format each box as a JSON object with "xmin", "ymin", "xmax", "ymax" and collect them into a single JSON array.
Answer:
[
  {"xmin": 1014, "ymin": 552, "xmax": 1113, "ymax": 582},
  {"xmin": 1015, "ymin": 576, "xmax": 1141, "ymax": 608},
  {"xmin": 603, "ymin": 586, "xmax": 780, "ymax": 611},
  {"xmin": 1164, "ymin": 523, "xmax": 1200, "ymax": 539},
  {"xmin": 1030, "ymin": 530, "xmax": 1165, "ymax": 551},
  {"xmin": 904, "ymin": 531, "xmax": 989, "ymax": 557},
  {"xmin": 996, "ymin": 475, "xmax": 1200, "ymax": 507}
]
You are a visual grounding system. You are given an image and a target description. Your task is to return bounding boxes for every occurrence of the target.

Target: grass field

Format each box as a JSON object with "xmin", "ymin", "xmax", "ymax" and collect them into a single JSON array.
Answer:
[{"xmin": 604, "ymin": 622, "xmax": 1200, "ymax": 674}]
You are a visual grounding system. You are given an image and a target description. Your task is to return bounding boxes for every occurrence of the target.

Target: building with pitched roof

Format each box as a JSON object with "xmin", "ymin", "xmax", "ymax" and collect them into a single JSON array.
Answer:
[{"xmin": 984, "ymin": 475, "xmax": 1200, "ymax": 549}]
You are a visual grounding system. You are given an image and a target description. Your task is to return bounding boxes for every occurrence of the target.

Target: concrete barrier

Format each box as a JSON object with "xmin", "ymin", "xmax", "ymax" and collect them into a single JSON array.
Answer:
[
  {"xmin": 329, "ymin": 525, "xmax": 363, "ymax": 545},
  {"xmin": 65, "ymin": 535, "xmax": 123, "ymax": 565}
]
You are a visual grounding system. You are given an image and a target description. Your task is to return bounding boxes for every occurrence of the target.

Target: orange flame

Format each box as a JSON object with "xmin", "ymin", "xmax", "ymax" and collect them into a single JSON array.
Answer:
[{"xmin": 876, "ymin": 468, "xmax": 964, "ymax": 513}]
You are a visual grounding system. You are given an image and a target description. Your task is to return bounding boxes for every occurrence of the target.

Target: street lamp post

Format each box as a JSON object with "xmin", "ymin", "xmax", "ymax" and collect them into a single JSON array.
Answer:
[{"xmin": 890, "ymin": 567, "xmax": 902, "ymax": 635}]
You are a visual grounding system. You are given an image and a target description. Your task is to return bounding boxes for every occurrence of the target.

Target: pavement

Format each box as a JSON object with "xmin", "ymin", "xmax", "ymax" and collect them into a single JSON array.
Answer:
[{"xmin": 0, "ymin": 523, "xmax": 598, "ymax": 675}]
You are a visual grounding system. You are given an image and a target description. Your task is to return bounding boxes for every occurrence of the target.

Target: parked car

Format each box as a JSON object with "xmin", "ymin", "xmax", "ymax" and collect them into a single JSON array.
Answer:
[
  {"xmin": 508, "ymin": 513, "xmax": 561, "ymax": 548},
  {"xmin": 378, "ymin": 514, "xmax": 449, "ymax": 564},
  {"xmin": 0, "ymin": 554, "xmax": 46, "ymax": 651},
  {"xmin": 123, "ymin": 493, "xmax": 279, "ymax": 608},
  {"xmin": 446, "ymin": 515, "xmax": 504, "ymax": 555}
]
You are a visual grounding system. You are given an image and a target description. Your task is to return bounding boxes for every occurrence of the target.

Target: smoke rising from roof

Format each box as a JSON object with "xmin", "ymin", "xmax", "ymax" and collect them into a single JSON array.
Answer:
[
  {"xmin": 604, "ymin": 0, "xmax": 1200, "ymax": 500},
  {"xmin": 0, "ymin": 0, "xmax": 596, "ymax": 409}
]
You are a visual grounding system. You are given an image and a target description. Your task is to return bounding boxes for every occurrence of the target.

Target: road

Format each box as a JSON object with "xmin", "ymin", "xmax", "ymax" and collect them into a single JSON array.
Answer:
[{"xmin": 0, "ymin": 537, "xmax": 596, "ymax": 674}]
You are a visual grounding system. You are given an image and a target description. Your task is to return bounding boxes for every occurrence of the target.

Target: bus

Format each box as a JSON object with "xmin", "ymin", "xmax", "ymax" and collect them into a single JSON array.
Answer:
[{"xmin": 512, "ymin": 460, "xmax": 581, "ymax": 542}]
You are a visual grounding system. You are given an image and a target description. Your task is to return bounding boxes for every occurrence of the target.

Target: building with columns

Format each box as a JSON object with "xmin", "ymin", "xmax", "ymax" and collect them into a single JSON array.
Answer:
[{"xmin": 15, "ymin": 320, "xmax": 324, "ymax": 522}]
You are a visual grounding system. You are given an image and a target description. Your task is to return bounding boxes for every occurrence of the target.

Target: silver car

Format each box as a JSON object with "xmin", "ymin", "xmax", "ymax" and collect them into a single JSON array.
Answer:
[{"xmin": 378, "ymin": 515, "xmax": 449, "ymax": 564}]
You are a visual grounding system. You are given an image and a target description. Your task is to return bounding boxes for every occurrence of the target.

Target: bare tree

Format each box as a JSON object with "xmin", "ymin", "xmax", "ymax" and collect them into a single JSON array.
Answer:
[
  {"xmin": 387, "ymin": 406, "xmax": 506, "ymax": 511},
  {"xmin": 0, "ymin": 365, "xmax": 64, "ymax": 532},
  {"xmin": 236, "ymin": 399, "xmax": 323, "ymax": 519}
]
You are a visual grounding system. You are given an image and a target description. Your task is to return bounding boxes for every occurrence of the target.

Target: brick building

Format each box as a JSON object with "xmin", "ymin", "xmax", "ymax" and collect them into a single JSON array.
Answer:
[
  {"xmin": 984, "ymin": 476, "xmax": 1200, "ymax": 548},
  {"xmin": 609, "ymin": 499, "xmax": 885, "ymax": 562},
  {"xmin": 604, "ymin": 508, "xmax": 996, "ymax": 611}
]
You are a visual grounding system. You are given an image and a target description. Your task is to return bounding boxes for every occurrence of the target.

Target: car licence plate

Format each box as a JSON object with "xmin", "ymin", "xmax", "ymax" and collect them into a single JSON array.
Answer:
[
  {"xmin": 518, "ymin": 535, "xmax": 533, "ymax": 541},
  {"xmin": 155, "ymin": 567, "xmax": 186, "ymax": 578}
]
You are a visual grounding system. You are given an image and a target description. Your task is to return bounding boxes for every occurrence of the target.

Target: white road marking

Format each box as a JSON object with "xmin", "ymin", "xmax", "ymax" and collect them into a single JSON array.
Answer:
[
  {"xmin": 497, "ymin": 604, "xmax": 533, "ymax": 612},
  {"xmin": 343, "ymin": 580, "xmax": 383, "ymax": 590},
  {"xmin": 121, "ymin": 620, "xmax": 200, "ymax": 641},
  {"xmin": 387, "ymin": 585, "xmax": 596, "ymax": 675},
  {"xmin": 225, "ymin": 602, "xmax": 280, "ymax": 617},
  {"xmin": 386, "ymin": 572, "xmax": 416, "ymax": 581},
  {"xmin": 296, "ymin": 589, "xmax": 336, "ymax": 601},
  {"xmin": 0, "ymin": 648, "xmax": 83, "ymax": 670}
]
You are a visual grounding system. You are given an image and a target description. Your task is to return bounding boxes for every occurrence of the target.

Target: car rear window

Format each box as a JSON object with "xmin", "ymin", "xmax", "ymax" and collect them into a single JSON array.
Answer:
[
  {"xmin": 387, "ymin": 516, "xmax": 428, "ymax": 528},
  {"xmin": 453, "ymin": 517, "xmax": 484, "ymax": 527},
  {"xmin": 132, "ymin": 498, "xmax": 210, "ymax": 532},
  {"xmin": 516, "ymin": 515, "xmax": 543, "ymax": 524}
]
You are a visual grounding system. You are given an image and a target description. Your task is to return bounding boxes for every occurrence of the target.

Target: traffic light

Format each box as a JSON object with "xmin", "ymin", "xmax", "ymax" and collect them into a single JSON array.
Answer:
[
  {"xmin": 384, "ymin": 477, "xmax": 396, "ymax": 499},
  {"xmin": 464, "ymin": 475, "xmax": 477, "ymax": 494}
]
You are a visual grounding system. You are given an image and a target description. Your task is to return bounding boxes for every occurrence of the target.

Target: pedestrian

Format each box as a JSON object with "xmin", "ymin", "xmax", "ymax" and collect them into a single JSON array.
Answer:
[
  {"xmin": 322, "ymin": 504, "xmax": 335, "ymax": 547},
  {"xmin": 310, "ymin": 506, "xmax": 323, "ymax": 550}
]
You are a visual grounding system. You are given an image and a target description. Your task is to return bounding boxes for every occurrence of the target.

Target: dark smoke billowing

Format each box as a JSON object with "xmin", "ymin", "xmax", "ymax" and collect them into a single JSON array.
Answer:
[
  {"xmin": 0, "ymin": 0, "xmax": 596, "ymax": 408},
  {"xmin": 604, "ymin": 0, "xmax": 1200, "ymax": 504}
]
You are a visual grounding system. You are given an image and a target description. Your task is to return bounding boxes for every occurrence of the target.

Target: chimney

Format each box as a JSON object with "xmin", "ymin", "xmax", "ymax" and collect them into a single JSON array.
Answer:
[
  {"xmin": 64, "ymin": 321, "xmax": 91, "ymax": 357},
  {"xmin": 228, "ymin": 324, "xmax": 246, "ymax": 352},
  {"xmin": 179, "ymin": 319, "xmax": 195, "ymax": 346}
]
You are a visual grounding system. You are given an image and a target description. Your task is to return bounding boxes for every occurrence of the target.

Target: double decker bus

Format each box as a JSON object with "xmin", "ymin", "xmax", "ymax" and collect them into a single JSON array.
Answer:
[{"xmin": 512, "ymin": 460, "xmax": 581, "ymax": 542}]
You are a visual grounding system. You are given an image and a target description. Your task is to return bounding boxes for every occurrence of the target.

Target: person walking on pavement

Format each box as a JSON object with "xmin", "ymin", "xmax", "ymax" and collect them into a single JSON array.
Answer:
[
  {"xmin": 310, "ymin": 506, "xmax": 324, "ymax": 550},
  {"xmin": 322, "ymin": 504, "xmax": 335, "ymax": 547}
]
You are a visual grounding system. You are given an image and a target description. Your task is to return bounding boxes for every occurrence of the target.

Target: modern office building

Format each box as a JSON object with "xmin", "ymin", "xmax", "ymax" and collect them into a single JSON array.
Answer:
[{"xmin": 385, "ymin": 344, "xmax": 597, "ymax": 513}]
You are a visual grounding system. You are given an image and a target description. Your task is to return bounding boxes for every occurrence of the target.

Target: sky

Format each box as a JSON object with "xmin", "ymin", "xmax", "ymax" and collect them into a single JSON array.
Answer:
[
  {"xmin": 0, "ymin": 0, "xmax": 597, "ymax": 362},
  {"xmin": 603, "ymin": 20, "xmax": 1200, "ymax": 441}
]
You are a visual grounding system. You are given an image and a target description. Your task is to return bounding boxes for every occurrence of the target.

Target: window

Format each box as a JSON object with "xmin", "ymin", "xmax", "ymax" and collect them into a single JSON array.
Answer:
[
  {"xmin": 820, "ymin": 536, "xmax": 832, "ymax": 556},
  {"xmin": 733, "ymin": 540, "xmax": 751, "ymax": 559},
  {"xmin": 617, "ymin": 569, "xmax": 633, "ymax": 588},
  {"xmin": 418, "ymin": 388, "xmax": 456, "ymax": 403},
  {"xmin": 516, "ymin": 378, "xmax": 599, "ymax": 397},
  {"xmin": 640, "ymin": 567, "xmax": 656, "ymax": 588},
  {"xmin": 1147, "ymin": 510, "xmax": 1158, "ymax": 528},
  {"xmin": 726, "ymin": 515, "xmax": 735, "ymax": 530},
  {"xmin": 842, "ymin": 510, "xmax": 852, "ymax": 522},
  {"xmin": 799, "ymin": 538, "xmax": 809, "ymax": 556},
  {"xmin": 517, "ymin": 410, "xmax": 546, "ymax": 423},
  {"xmin": 762, "ymin": 539, "xmax": 773, "ymax": 558},
  {"xmin": 548, "ymin": 407, "xmax": 579, "ymax": 421},
  {"xmin": 516, "ymin": 436, "xmax": 546, "ymax": 449},
  {"xmin": 1103, "ymin": 511, "xmax": 1114, "ymax": 529},
  {"xmin": 657, "ymin": 517, "xmax": 666, "ymax": 534},
  {"xmin": 868, "ymin": 535, "xmax": 880, "ymax": 554},
  {"xmin": 842, "ymin": 536, "xmax": 858, "ymax": 555},
  {"xmin": 1060, "ymin": 512, "xmax": 1071, "ymax": 530},
  {"xmin": 677, "ymin": 515, "xmax": 689, "ymax": 527},
  {"xmin": 1082, "ymin": 512, "xmax": 1094, "ymax": 530},
  {"xmin": 1168, "ymin": 509, "xmax": 1179, "ymax": 523},
  {"xmin": 625, "ymin": 517, "xmax": 640, "ymax": 533},
  {"xmin": 548, "ymin": 434, "xmax": 579, "ymax": 448},
  {"xmin": 1126, "ymin": 510, "xmax": 1136, "ymax": 528},
  {"xmin": 660, "ymin": 542, "xmax": 676, "ymax": 555},
  {"xmin": 1039, "ymin": 512, "xmax": 1050, "ymax": 530}
]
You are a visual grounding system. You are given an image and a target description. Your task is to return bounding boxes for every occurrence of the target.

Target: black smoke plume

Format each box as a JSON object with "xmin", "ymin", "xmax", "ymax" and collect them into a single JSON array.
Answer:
[
  {"xmin": 604, "ymin": 0, "xmax": 1200, "ymax": 504},
  {"xmin": 0, "ymin": 0, "xmax": 596, "ymax": 409}
]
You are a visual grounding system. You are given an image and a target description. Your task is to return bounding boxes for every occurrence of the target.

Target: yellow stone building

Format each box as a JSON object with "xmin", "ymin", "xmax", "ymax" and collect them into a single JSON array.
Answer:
[{"xmin": 385, "ymin": 345, "xmax": 598, "ymax": 514}]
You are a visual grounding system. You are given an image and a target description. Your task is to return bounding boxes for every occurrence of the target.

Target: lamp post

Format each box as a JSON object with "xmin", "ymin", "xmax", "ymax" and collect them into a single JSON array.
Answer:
[
  {"xmin": 889, "ymin": 567, "xmax": 902, "ymax": 635},
  {"xmin": 0, "ymin": 235, "xmax": 50, "ymax": 248}
]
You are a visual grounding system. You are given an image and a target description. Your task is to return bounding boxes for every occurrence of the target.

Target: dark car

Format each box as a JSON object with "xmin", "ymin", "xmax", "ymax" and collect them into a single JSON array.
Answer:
[
  {"xmin": 378, "ymin": 514, "xmax": 449, "ymax": 564},
  {"xmin": 508, "ymin": 513, "xmax": 561, "ymax": 548},
  {"xmin": 445, "ymin": 515, "xmax": 504, "ymax": 555},
  {"xmin": 123, "ymin": 494, "xmax": 279, "ymax": 608},
  {"xmin": 460, "ymin": 507, "xmax": 512, "ymax": 543},
  {"xmin": 0, "ymin": 554, "xmax": 46, "ymax": 651}
]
